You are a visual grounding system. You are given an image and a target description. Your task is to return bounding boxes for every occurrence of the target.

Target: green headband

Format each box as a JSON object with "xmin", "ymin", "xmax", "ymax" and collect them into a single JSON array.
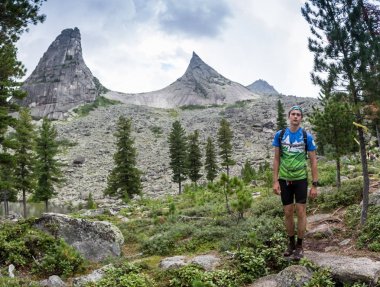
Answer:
[{"xmin": 288, "ymin": 106, "xmax": 303, "ymax": 116}]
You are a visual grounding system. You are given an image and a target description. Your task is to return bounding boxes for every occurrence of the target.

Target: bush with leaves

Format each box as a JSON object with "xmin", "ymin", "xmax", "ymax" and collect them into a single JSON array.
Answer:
[
  {"xmin": 0, "ymin": 220, "xmax": 85, "ymax": 277},
  {"xmin": 84, "ymin": 262, "xmax": 155, "ymax": 287},
  {"xmin": 357, "ymin": 206, "xmax": 380, "ymax": 252},
  {"xmin": 312, "ymin": 178, "xmax": 363, "ymax": 211},
  {"xmin": 168, "ymin": 264, "xmax": 242, "ymax": 287},
  {"xmin": 0, "ymin": 277, "xmax": 40, "ymax": 287}
]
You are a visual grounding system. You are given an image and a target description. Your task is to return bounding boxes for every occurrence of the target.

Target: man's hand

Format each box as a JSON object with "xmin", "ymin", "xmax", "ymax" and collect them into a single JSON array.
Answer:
[
  {"xmin": 309, "ymin": 186, "xmax": 318, "ymax": 199},
  {"xmin": 273, "ymin": 181, "xmax": 281, "ymax": 195}
]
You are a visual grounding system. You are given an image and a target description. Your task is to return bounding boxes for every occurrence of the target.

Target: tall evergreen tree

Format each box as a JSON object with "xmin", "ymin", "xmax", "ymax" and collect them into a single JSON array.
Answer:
[
  {"xmin": 14, "ymin": 108, "xmax": 36, "ymax": 218},
  {"xmin": 276, "ymin": 100, "xmax": 287, "ymax": 130},
  {"xmin": 187, "ymin": 130, "xmax": 202, "ymax": 184},
  {"xmin": 241, "ymin": 159, "xmax": 256, "ymax": 184},
  {"xmin": 205, "ymin": 137, "xmax": 218, "ymax": 183},
  {"xmin": 302, "ymin": 0, "xmax": 380, "ymax": 224},
  {"xmin": 105, "ymin": 116, "xmax": 142, "ymax": 201},
  {"xmin": 0, "ymin": 0, "xmax": 45, "ymax": 215},
  {"xmin": 34, "ymin": 118, "xmax": 63, "ymax": 212},
  {"xmin": 310, "ymin": 96, "xmax": 356, "ymax": 188},
  {"xmin": 168, "ymin": 120, "xmax": 187, "ymax": 194},
  {"xmin": 217, "ymin": 118, "xmax": 235, "ymax": 177},
  {"xmin": 0, "ymin": 144, "xmax": 17, "ymax": 217}
]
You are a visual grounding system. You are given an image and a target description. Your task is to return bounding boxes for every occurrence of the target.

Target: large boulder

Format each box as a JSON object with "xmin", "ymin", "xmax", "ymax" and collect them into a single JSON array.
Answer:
[
  {"xmin": 248, "ymin": 265, "xmax": 312, "ymax": 287},
  {"xmin": 306, "ymin": 251, "xmax": 380, "ymax": 285},
  {"xmin": 34, "ymin": 213, "xmax": 124, "ymax": 262}
]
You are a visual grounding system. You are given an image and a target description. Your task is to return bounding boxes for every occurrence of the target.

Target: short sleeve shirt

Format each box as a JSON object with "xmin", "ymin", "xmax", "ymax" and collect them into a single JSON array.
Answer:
[{"xmin": 272, "ymin": 128, "xmax": 316, "ymax": 180}]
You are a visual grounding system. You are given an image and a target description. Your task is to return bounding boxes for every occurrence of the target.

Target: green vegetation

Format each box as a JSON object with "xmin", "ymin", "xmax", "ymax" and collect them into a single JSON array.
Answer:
[
  {"xmin": 276, "ymin": 100, "xmax": 286, "ymax": 130},
  {"xmin": 73, "ymin": 96, "xmax": 120, "ymax": 117},
  {"xmin": 0, "ymin": 219, "xmax": 86, "ymax": 278},
  {"xmin": 105, "ymin": 116, "xmax": 142, "ymax": 201}
]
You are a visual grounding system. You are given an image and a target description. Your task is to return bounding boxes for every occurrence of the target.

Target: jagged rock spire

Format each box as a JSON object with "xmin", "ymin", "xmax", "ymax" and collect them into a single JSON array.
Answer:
[{"xmin": 21, "ymin": 27, "xmax": 99, "ymax": 119}]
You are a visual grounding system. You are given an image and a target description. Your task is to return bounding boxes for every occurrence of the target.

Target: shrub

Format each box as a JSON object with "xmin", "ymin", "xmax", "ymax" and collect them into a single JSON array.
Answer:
[
  {"xmin": 0, "ymin": 277, "xmax": 40, "ymax": 287},
  {"xmin": 84, "ymin": 262, "xmax": 155, "ymax": 287},
  {"xmin": 357, "ymin": 206, "xmax": 380, "ymax": 252},
  {"xmin": 73, "ymin": 96, "xmax": 119, "ymax": 116},
  {"xmin": 313, "ymin": 178, "xmax": 363, "ymax": 211},
  {"xmin": 251, "ymin": 195, "xmax": 283, "ymax": 218},
  {"xmin": 0, "ymin": 220, "xmax": 86, "ymax": 277}
]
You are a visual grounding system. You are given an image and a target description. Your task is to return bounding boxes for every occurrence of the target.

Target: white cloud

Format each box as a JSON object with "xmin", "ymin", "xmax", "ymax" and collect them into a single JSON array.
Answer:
[{"xmin": 16, "ymin": 0, "xmax": 319, "ymax": 98}]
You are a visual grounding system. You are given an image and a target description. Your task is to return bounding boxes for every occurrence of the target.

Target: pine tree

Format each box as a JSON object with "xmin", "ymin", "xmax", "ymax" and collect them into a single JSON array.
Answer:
[
  {"xmin": 105, "ymin": 117, "xmax": 142, "ymax": 201},
  {"xmin": 168, "ymin": 120, "xmax": 187, "ymax": 194},
  {"xmin": 217, "ymin": 118, "xmax": 235, "ymax": 177},
  {"xmin": 241, "ymin": 159, "xmax": 256, "ymax": 184},
  {"xmin": 0, "ymin": 143, "xmax": 17, "ymax": 217},
  {"xmin": 205, "ymin": 137, "xmax": 218, "ymax": 182},
  {"xmin": 302, "ymin": 0, "xmax": 380, "ymax": 224},
  {"xmin": 310, "ymin": 95, "xmax": 356, "ymax": 187},
  {"xmin": 0, "ymin": 0, "xmax": 46, "ymax": 169},
  {"xmin": 14, "ymin": 108, "xmax": 36, "ymax": 218},
  {"xmin": 276, "ymin": 100, "xmax": 287, "ymax": 130},
  {"xmin": 34, "ymin": 118, "xmax": 63, "ymax": 212},
  {"xmin": 187, "ymin": 130, "xmax": 202, "ymax": 184}
]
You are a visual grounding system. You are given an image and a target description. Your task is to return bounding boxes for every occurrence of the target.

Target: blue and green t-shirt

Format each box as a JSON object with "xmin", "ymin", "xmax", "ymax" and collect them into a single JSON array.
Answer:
[{"xmin": 272, "ymin": 128, "xmax": 316, "ymax": 181}]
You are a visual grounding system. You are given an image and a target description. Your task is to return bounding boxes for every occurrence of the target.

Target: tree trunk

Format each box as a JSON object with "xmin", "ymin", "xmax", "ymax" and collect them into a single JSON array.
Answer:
[
  {"xmin": 23, "ymin": 189, "xmax": 27, "ymax": 218},
  {"xmin": 3, "ymin": 190, "xmax": 9, "ymax": 217},
  {"xmin": 336, "ymin": 156, "xmax": 341, "ymax": 188},
  {"xmin": 178, "ymin": 180, "xmax": 182, "ymax": 195},
  {"xmin": 376, "ymin": 124, "xmax": 380, "ymax": 149},
  {"xmin": 45, "ymin": 200, "xmax": 49, "ymax": 212},
  {"xmin": 224, "ymin": 182, "xmax": 231, "ymax": 214},
  {"xmin": 226, "ymin": 165, "xmax": 229, "ymax": 178},
  {"xmin": 358, "ymin": 128, "xmax": 370, "ymax": 225}
]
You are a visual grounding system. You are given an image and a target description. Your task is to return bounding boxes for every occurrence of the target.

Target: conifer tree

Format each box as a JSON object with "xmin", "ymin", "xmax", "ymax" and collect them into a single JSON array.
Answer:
[
  {"xmin": 310, "ymin": 96, "xmax": 356, "ymax": 187},
  {"xmin": 105, "ymin": 116, "xmax": 142, "ymax": 201},
  {"xmin": 276, "ymin": 100, "xmax": 287, "ymax": 130},
  {"xmin": 205, "ymin": 137, "xmax": 218, "ymax": 183},
  {"xmin": 34, "ymin": 118, "xmax": 63, "ymax": 212},
  {"xmin": 187, "ymin": 130, "xmax": 202, "ymax": 184},
  {"xmin": 217, "ymin": 118, "xmax": 235, "ymax": 177},
  {"xmin": 0, "ymin": 144, "xmax": 17, "ymax": 217},
  {"xmin": 168, "ymin": 120, "xmax": 188, "ymax": 194},
  {"xmin": 302, "ymin": 0, "xmax": 380, "ymax": 224},
  {"xmin": 241, "ymin": 159, "xmax": 256, "ymax": 184},
  {"xmin": 14, "ymin": 108, "xmax": 36, "ymax": 218}
]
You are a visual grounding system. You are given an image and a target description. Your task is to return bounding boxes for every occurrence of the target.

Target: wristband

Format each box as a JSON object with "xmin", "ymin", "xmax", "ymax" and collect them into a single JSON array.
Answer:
[{"xmin": 312, "ymin": 181, "xmax": 318, "ymax": 187}]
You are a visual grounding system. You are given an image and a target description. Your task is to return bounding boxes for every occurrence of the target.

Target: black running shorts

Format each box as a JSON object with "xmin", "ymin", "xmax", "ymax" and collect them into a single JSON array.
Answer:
[{"xmin": 279, "ymin": 178, "xmax": 308, "ymax": 205}]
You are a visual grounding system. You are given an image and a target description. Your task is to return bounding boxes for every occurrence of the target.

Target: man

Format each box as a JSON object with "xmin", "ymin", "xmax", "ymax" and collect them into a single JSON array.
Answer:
[{"xmin": 272, "ymin": 105, "xmax": 318, "ymax": 260}]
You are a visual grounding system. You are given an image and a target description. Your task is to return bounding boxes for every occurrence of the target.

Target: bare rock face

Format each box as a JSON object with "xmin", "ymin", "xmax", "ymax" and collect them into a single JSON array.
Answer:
[
  {"xmin": 34, "ymin": 213, "xmax": 124, "ymax": 262},
  {"xmin": 104, "ymin": 52, "xmax": 260, "ymax": 108},
  {"xmin": 21, "ymin": 27, "xmax": 99, "ymax": 120},
  {"xmin": 246, "ymin": 79, "xmax": 279, "ymax": 96}
]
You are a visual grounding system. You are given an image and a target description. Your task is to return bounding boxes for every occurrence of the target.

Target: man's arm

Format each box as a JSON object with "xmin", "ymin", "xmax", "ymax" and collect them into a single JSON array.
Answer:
[
  {"xmin": 308, "ymin": 150, "xmax": 318, "ymax": 198},
  {"xmin": 273, "ymin": 147, "xmax": 281, "ymax": 195}
]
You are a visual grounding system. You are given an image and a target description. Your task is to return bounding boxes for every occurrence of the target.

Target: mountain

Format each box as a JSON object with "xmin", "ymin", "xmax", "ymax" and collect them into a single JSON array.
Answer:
[
  {"xmin": 246, "ymin": 79, "xmax": 279, "ymax": 96},
  {"xmin": 21, "ymin": 27, "xmax": 100, "ymax": 120},
  {"xmin": 104, "ymin": 52, "xmax": 260, "ymax": 108}
]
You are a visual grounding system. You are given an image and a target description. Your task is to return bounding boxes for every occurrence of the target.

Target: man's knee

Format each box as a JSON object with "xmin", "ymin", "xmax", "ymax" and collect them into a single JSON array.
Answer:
[
  {"xmin": 296, "ymin": 204, "xmax": 306, "ymax": 217},
  {"xmin": 284, "ymin": 204, "xmax": 294, "ymax": 218}
]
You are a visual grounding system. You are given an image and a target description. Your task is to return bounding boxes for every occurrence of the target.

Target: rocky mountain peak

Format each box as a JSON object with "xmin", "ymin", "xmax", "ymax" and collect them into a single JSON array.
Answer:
[
  {"xmin": 21, "ymin": 27, "xmax": 99, "ymax": 120},
  {"xmin": 104, "ymin": 51, "xmax": 260, "ymax": 107},
  {"xmin": 246, "ymin": 79, "xmax": 279, "ymax": 96}
]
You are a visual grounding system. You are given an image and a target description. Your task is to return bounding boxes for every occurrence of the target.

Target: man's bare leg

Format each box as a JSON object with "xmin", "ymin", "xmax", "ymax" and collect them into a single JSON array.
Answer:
[
  {"xmin": 283, "ymin": 204, "xmax": 295, "ymax": 256},
  {"xmin": 293, "ymin": 203, "xmax": 307, "ymax": 260}
]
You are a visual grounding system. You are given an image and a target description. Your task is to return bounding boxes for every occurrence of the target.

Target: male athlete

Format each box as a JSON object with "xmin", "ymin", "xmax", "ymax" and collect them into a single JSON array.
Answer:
[{"xmin": 272, "ymin": 105, "xmax": 318, "ymax": 260}]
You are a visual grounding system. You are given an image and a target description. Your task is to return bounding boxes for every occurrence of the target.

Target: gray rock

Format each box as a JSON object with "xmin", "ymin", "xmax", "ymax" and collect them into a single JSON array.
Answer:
[
  {"xmin": 159, "ymin": 256, "xmax": 187, "ymax": 270},
  {"xmin": 306, "ymin": 251, "xmax": 380, "ymax": 285},
  {"xmin": 8, "ymin": 264, "xmax": 15, "ymax": 278},
  {"xmin": 246, "ymin": 79, "xmax": 279, "ymax": 96},
  {"xmin": 40, "ymin": 275, "xmax": 66, "ymax": 287},
  {"xmin": 248, "ymin": 265, "xmax": 312, "ymax": 287},
  {"xmin": 190, "ymin": 254, "xmax": 220, "ymax": 271},
  {"xmin": 21, "ymin": 28, "xmax": 100, "ymax": 120},
  {"xmin": 338, "ymin": 239, "xmax": 351, "ymax": 246},
  {"xmin": 73, "ymin": 156, "xmax": 86, "ymax": 165},
  {"xmin": 306, "ymin": 223, "xmax": 333, "ymax": 238},
  {"xmin": 369, "ymin": 190, "xmax": 380, "ymax": 206},
  {"xmin": 34, "ymin": 213, "xmax": 124, "ymax": 262},
  {"xmin": 72, "ymin": 264, "xmax": 112, "ymax": 287}
]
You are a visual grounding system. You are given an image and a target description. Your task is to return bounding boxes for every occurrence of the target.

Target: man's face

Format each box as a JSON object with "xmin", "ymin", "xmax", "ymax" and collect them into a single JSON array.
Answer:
[{"xmin": 288, "ymin": 110, "xmax": 303, "ymax": 125}]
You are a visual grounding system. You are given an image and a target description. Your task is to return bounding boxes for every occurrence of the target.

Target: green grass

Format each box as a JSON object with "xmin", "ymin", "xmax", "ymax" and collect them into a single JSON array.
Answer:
[{"xmin": 73, "ymin": 96, "xmax": 120, "ymax": 116}]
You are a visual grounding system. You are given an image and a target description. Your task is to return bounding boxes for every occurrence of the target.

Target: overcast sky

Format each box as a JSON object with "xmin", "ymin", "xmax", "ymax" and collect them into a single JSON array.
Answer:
[{"xmin": 16, "ymin": 0, "xmax": 320, "ymax": 97}]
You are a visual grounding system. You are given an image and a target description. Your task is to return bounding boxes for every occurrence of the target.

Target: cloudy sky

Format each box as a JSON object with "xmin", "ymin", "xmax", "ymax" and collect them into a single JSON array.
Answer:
[{"xmin": 16, "ymin": 0, "xmax": 320, "ymax": 97}]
